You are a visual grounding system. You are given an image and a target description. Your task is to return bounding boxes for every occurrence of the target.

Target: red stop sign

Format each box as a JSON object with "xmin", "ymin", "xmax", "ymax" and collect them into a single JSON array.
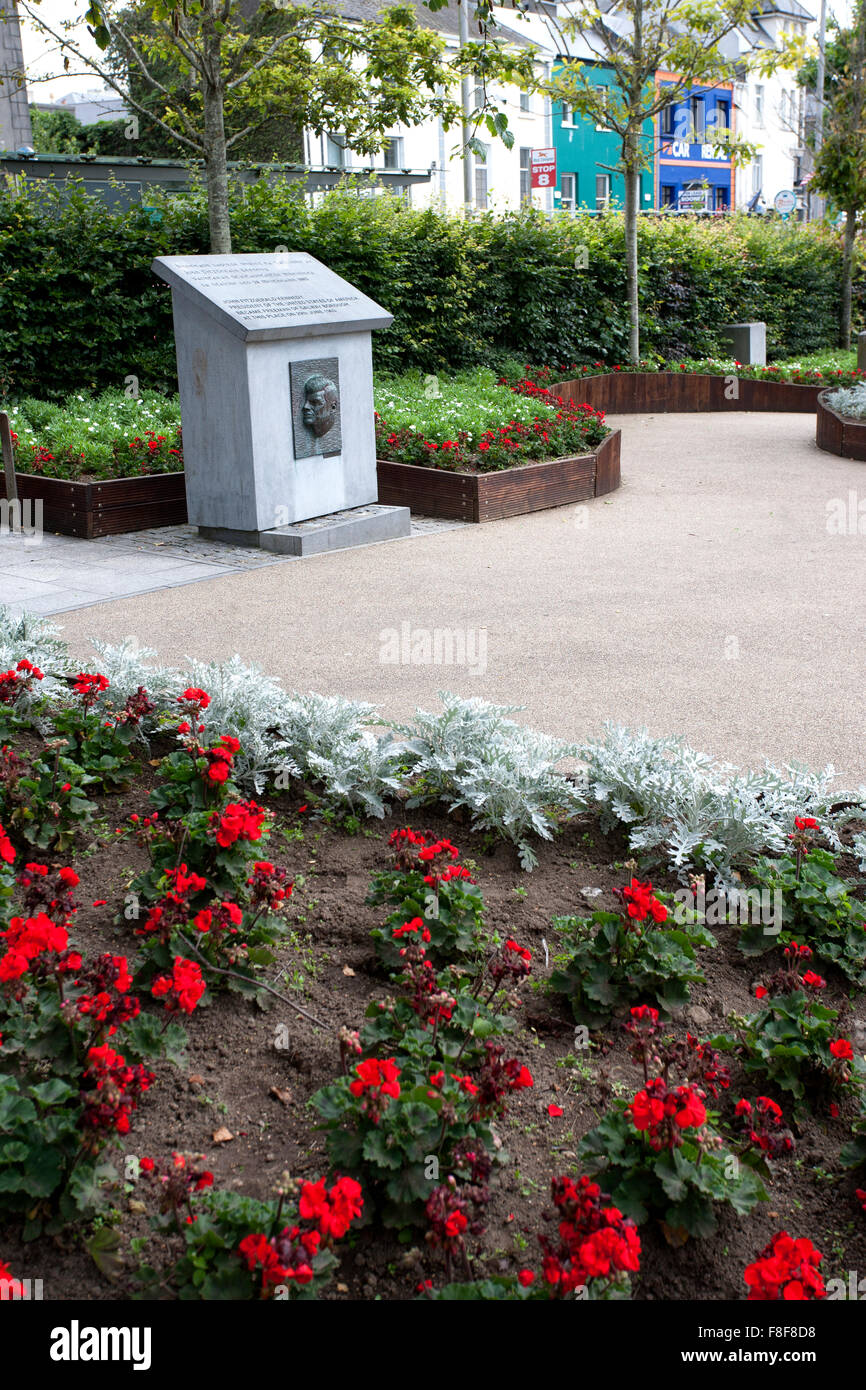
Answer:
[{"xmin": 530, "ymin": 148, "xmax": 557, "ymax": 189}]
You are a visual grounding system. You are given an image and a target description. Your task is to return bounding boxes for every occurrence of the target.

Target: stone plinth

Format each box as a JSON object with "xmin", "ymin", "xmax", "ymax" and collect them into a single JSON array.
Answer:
[
  {"xmin": 719, "ymin": 322, "xmax": 767, "ymax": 366},
  {"xmin": 152, "ymin": 252, "xmax": 409, "ymax": 549}
]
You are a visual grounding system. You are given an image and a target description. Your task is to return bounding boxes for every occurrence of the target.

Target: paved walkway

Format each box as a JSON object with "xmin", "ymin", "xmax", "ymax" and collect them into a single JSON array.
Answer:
[
  {"xmin": 5, "ymin": 412, "xmax": 865, "ymax": 786},
  {"xmin": 0, "ymin": 516, "xmax": 464, "ymax": 614}
]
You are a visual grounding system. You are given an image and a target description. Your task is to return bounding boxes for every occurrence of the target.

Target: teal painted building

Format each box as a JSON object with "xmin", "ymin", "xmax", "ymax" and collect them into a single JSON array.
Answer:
[{"xmin": 551, "ymin": 65, "xmax": 654, "ymax": 213}]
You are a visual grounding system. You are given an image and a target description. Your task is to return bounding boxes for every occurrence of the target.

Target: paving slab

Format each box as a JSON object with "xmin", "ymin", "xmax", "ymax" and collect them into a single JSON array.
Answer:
[
  {"xmin": 5, "ymin": 587, "xmax": 106, "ymax": 614},
  {"xmin": 0, "ymin": 514, "xmax": 467, "ymax": 617}
]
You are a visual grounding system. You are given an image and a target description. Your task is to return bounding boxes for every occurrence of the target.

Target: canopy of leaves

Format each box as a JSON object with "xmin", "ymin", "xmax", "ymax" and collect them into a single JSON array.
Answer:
[
  {"xmin": 72, "ymin": 0, "xmax": 537, "ymax": 160},
  {"xmin": 542, "ymin": 0, "xmax": 806, "ymax": 168},
  {"xmin": 807, "ymin": 2, "xmax": 866, "ymax": 215}
]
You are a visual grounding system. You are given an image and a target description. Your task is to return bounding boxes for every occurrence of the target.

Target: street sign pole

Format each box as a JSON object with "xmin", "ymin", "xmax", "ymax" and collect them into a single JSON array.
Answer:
[{"xmin": 458, "ymin": 0, "xmax": 474, "ymax": 213}]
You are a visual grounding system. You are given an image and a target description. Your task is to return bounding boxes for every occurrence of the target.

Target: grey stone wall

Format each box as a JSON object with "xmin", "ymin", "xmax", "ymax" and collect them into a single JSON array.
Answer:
[{"xmin": 0, "ymin": 4, "xmax": 32, "ymax": 151}]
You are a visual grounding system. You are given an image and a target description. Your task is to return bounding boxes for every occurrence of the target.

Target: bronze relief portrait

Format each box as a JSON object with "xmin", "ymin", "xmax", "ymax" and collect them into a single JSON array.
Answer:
[{"xmin": 290, "ymin": 358, "xmax": 342, "ymax": 460}]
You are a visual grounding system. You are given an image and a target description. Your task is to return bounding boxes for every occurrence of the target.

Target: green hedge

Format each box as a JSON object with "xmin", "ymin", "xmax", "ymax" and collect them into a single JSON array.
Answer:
[{"xmin": 0, "ymin": 176, "xmax": 862, "ymax": 398}]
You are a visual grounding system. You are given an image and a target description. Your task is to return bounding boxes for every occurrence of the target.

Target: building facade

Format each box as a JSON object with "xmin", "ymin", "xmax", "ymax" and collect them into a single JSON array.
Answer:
[
  {"xmin": 729, "ymin": 2, "xmax": 815, "ymax": 214},
  {"xmin": 32, "ymin": 90, "xmax": 129, "ymax": 128},
  {"xmin": 7, "ymin": 0, "xmax": 819, "ymax": 218},
  {"xmin": 312, "ymin": 0, "xmax": 553, "ymax": 214},
  {"xmin": 551, "ymin": 64, "xmax": 655, "ymax": 213},
  {"xmin": 655, "ymin": 77, "xmax": 736, "ymax": 211}
]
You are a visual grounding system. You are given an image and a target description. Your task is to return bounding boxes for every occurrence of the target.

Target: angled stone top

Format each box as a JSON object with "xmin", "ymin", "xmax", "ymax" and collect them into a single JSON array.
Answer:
[{"xmin": 151, "ymin": 252, "xmax": 393, "ymax": 342}]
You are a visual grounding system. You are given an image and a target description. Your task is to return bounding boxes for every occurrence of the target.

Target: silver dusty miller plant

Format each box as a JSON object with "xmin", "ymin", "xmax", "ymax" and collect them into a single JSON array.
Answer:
[
  {"xmin": 3, "ymin": 610, "xmax": 863, "ymax": 873},
  {"xmin": 270, "ymin": 693, "xmax": 405, "ymax": 817},
  {"xmin": 0, "ymin": 606, "xmax": 69, "ymax": 679},
  {"xmin": 578, "ymin": 722, "xmax": 866, "ymax": 886},
  {"xmin": 179, "ymin": 654, "xmax": 292, "ymax": 792},
  {"xmin": 396, "ymin": 692, "xmax": 585, "ymax": 870},
  {"xmin": 826, "ymin": 381, "xmax": 866, "ymax": 420}
]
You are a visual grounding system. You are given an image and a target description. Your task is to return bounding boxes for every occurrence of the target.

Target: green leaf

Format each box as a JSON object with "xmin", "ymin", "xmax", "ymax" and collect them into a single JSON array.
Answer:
[
  {"xmin": 86, "ymin": 1225, "xmax": 125, "ymax": 1280},
  {"xmin": 29, "ymin": 1078, "xmax": 76, "ymax": 1106}
]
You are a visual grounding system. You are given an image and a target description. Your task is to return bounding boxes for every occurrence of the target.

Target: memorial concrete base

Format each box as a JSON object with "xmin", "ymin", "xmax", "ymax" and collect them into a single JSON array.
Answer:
[
  {"xmin": 719, "ymin": 322, "xmax": 766, "ymax": 366},
  {"xmin": 200, "ymin": 502, "xmax": 411, "ymax": 557}
]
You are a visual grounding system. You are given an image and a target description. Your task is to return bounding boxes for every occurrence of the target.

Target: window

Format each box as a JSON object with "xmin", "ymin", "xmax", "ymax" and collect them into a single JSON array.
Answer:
[
  {"xmin": 690, "ymin": 95, "xmax": 705, "ymax": 140},
  {"xmin": 519, "ymin": 90, "xmax": 531, "ymax": 113},
  {"xmin": 519, "ymin": 146, "xmax": 532, "ymax": 203},
  {"xmin": 595, "ymin": 172, "xmax": 611, "ymax": 209},
  {"xmin": 474, "ymin": 84, "xmax": 485, "ymax": 112},
  {"xmin": 474, "ymin": 143, "xmax": 488, "ymax": 209},
  {"xmin": 661, "ymin": 183, "xmax": 676, "ymax": 207},
  {"xmin": 560, "ymin": 171, "xmax": 577, "ymax": 211},
  {"xmin": 752, "ymin": 153, "xmax": 763, "ymax": 195},
  {"xmin": 714, "ymin": 186, "xmax": 728, "ymax": 210},
  {"xmin": 383, "ymin": 137, "xmax": 404, "ymax": 170},
  {"xmin": 325, "ymin": 133, "xmax": 345, "ymax": 167},
  {"xmin": 755, "ymin": 85, "xmax": 764, "ymax": 127},
  {"xmin": 661, "ymin": 103, "xmax": 675, "ymax": 136},
  {"xmin": 714, "ymin": 100, "xmax": 730, "ymax": 135},
  {"xmin": 560, "ymin": 101, "xmax": 575, "ymax": 127}
]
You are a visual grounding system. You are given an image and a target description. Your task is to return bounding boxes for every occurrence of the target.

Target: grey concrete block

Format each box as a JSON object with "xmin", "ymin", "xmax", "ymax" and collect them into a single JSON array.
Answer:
[
  {"xmin": 217, "ymin": 503, "xmax": 414, "ymax": 557},
  {"xmin": 719, "ymin": 322, "xmax": 766, "ymax": 366},
  {"xmin": 152, "ymin": 253, "xmax": 393, "ymax": 535}
]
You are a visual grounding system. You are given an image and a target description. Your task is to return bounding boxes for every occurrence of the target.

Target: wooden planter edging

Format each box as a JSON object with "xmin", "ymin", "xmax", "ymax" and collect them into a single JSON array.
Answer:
[
  {"xmin": 376, "ymin": 430, "xmax": 620, "ymax": 524},
  {"xmin": 0, "ymin": 470, "xmax": 187, "ymax": 539},
  {"xmin": 0, "ymin": 372, "xmax": 827, "ymax": 538},
  {"xmin": 552, "ymin": 372, "xmax": 823, "ymax": 414},
  {"xmin": 816, "ymin": 392, "xmax": 866, "ymax": 462}
]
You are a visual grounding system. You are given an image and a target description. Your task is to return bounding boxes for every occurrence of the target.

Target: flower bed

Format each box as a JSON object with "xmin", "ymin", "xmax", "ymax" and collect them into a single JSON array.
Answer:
[
  {"xmin": 2, "ymin": 389, "xmax": 183, "ymax": 481},
  {"xmin": 816, "ymin": 389, "xmax": 866, "ymax": 462},
  {"xmin": 523, "ymin": 357, "xmax": 865, "ymax": 389},
  {"xmin": 376, "ymin": 430, "xmax": 620, "ymax": 523},
  {"xmin": 1, "ymin": 624, "xmax": 865, "ymax": 1303},
  {"xmin": 552, "ymin": 371, "xmax": 823, "ymax": 414},
  {"xmin": 374, "ymin": 372, "xmax": 610, "ymax": 473},
  {"xmin": 0, "ymin": 389, "xmax": 186, "ymax": 537},
  {"xmin": 375, "ymin": 374, "xmax": 618, "ymax": 522}
]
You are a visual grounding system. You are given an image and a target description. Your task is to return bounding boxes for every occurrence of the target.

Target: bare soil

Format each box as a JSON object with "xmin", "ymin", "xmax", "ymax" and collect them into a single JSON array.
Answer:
[{"xmin": 3, "ymin": 780, "xmax": 866, "ymax": 1303}]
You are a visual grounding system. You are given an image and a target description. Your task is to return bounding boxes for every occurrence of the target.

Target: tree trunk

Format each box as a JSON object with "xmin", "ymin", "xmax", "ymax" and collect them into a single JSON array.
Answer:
[
  {"xmin": 624, "ymin": 142, "xmax": 641, "ymax": 362},
  {"xmin": 841, "ymin": 206, "xmax": 857, "ymax": 349},
  {"xmin": 201, "ymin": 12, "xmax": 231, "ymax": 254}
]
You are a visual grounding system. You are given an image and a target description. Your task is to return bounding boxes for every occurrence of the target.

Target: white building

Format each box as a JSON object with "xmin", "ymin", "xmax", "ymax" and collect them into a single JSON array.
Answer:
[
  {"xmin": 727, "ymin": 1, "xmax": 816, "ymax": 213},
  {"xmin": 309, "ymin": 0, "xmax": 554, "ymax": 212},
  {"xmin": 33, "ymin": 88, "xmax": 129, "ymax": 127}
]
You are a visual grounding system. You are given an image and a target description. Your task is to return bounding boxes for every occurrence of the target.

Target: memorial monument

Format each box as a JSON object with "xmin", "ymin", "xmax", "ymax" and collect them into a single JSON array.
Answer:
[{"xmin": 152, "ymin": 252, "xmax": 410, "ymax": 555}]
